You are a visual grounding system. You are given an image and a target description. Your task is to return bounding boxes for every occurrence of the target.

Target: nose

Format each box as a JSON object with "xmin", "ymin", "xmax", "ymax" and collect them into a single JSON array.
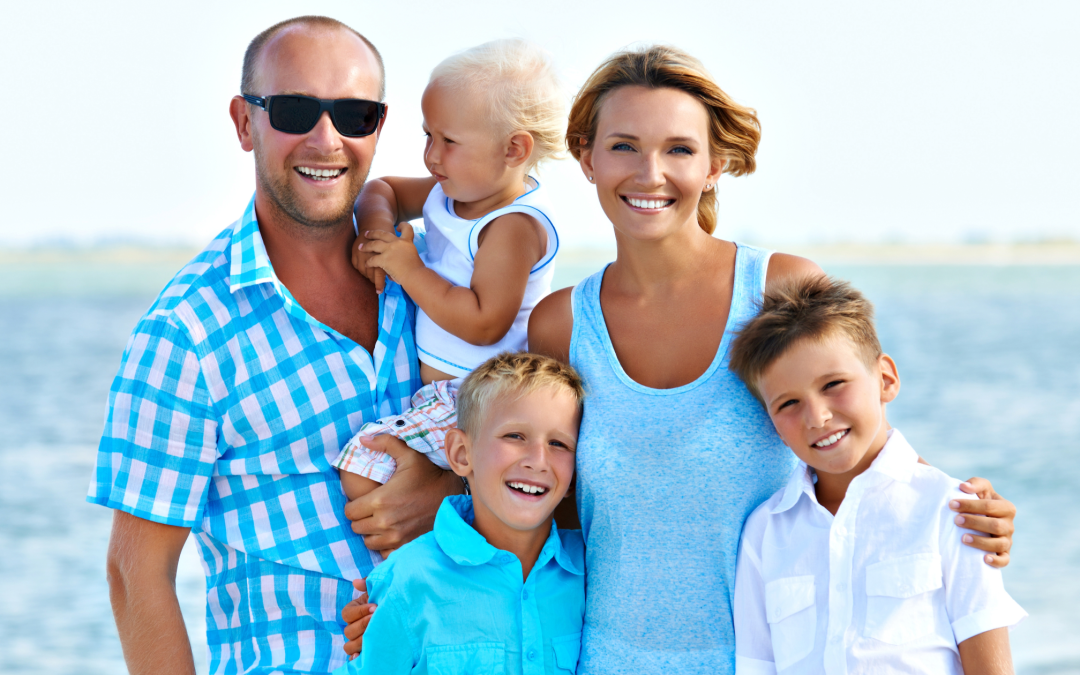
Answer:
[
  {"xmin": 304, "ymin": 111, "xmax": 344, "ymax": 155},
  {"xmin": 805, "ymin": 397, "xmax": 832, "ymax": 429},
  {"xmin": 424, "ymin": 136, "xmax": 439, "ymax": 167},
  {"xmin": 636, "ymin": 151, "xmax": 665, "ymax": 188},
  {"xmin": 520, "ymin": 439, "xmax": 550, "ymax": 472}
]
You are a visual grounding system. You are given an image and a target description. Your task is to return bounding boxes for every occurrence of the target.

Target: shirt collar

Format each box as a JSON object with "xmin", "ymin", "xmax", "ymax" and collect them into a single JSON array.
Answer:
[
  {"xmin": 434, "ymin": 495, "xmax": 583, "ymax": 576},
  {"xmin": 228, "ymin": 193, "xmax": 361, "ymax": 293},
  {"xmin": 770, "ymin": 428, "xmax": 917, "ymax": 515}
]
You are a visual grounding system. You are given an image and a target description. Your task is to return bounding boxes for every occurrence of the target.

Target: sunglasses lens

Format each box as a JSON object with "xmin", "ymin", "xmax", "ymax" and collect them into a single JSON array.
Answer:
[
  {"xmin": 269, "ymin": 96, "xmax": 321, "ymax": 134},
  {"xmin": 333, "ymin": 100, "xmax": 381, "ymax": 137}
]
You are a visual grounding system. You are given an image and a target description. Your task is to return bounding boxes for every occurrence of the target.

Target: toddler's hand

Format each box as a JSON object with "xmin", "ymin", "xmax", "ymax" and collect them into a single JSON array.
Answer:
[
  {"xmin": 361, "ymin": 222, "xmax": 425, "ymax": 289},
  {"xmin": 351, "ymin": 231, "xmax": 387, "ymax": 294}
]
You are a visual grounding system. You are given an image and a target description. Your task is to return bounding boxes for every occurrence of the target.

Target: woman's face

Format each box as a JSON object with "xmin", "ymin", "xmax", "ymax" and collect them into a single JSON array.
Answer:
[{"xmin": 581, "ymin": 86, "xmax": 724, "ymax": 242}]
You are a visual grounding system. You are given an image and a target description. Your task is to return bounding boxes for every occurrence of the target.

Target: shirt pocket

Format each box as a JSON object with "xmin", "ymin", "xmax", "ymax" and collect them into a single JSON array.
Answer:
[
  {"xmin": 765, "ymin": 575, "xmax": 816, "ymax": 671},
  {"xmin": 425, "ymin": 642, "xmax": 506, "ymax": 675},
  {"xmin": 551, "ymin": 633, "xmax": 581, "ymax": 673},
  {"xmin": 863, "ymin": 552, "xmax": 942, "ymax": 645}
]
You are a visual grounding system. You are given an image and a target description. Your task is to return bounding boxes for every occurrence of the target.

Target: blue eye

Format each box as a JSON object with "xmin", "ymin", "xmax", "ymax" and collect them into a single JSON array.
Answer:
[
  {"xmin": 612, "ymin": 142, "xmax": 633, "ymax": 152},
  {"xmin": 670, "ymin": 145, "xmax": 692, "ymax": 155}
]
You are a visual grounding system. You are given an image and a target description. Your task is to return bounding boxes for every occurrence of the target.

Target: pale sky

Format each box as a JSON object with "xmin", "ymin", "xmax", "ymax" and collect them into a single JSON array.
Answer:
[{"xmin": 0, "ymin": 0, "xmax": 1077, "ymax": 248}]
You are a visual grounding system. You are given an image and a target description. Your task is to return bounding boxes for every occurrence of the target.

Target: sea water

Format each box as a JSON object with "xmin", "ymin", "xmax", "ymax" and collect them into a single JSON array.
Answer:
[{"xmin": 1, "ymin": 255, "xmax": 1077, "ymax": 674}]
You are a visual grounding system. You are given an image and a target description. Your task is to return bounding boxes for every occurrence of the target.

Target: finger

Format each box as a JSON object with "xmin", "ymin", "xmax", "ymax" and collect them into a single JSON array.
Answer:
[
  {"xmin": 364, "ymin": 229, "xmax": 399, "ymax": 242},
  {"xmin": 961, "ymin": 532, "xmax": 1011, "ymax": 554},
  {"xmin": 950, "ymin": 497, "xmax": 1015, "ymax": 519},
  {"xmin": 397, "ymin": 221, "xmax": 415, "ymax": 243},
  {"xmin": 374, "ymin": 268, "xmax": 386, "ymax": 294},
  {"xmin": 959, "ymin": 478, "xmax": 999, "ymax": 501},
  {"xmin": 954, "ymin": 513, "xmax": 1012, "ymax": 538},
  {"xmin": 984, "ymin": 551, "xmax": 1010, "ymax": 569},
  {"xmin": 352, "ymin": 577, "xmax": 368, "ymax": 595},
  {"xmin": 360, "ymin": 434, "xmax": 416, "ymax": 461},
  {"xmin": 359, "ymin": 240, "xmax": 390, "ymax": 255},
  {"xmin": 343, "ymin": 494, "xmax": 376, "ymax": 522},
  {"xmin": 343, "ymin": 605, "xmax": 377, "ymax": 639}
]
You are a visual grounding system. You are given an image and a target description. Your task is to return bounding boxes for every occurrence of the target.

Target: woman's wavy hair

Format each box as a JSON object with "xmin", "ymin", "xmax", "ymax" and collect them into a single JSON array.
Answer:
[{"xmin": 566, "ymin": 45, "xmax": 760, "ymax": 235}]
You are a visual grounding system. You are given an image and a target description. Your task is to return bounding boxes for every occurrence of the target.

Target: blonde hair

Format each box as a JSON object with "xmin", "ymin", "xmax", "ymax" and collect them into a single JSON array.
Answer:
[
  {"xmin": 429, "ymin": 39, "xmax": 566, "ymax": 172},
  {"xmin": 566, "ymin": 45, "xmax": 761, "ymax": 235},
  {"xmin": 456, "ymin": 352, "xmax": 585, "ymax": 436},
  {"xmin": 729, "ymin": 276, "xmax": 883, "ymax": 405}
]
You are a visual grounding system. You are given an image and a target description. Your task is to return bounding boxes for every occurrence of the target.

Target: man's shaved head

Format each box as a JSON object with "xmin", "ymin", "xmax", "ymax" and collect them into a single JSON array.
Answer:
[{"xmin": 241, "ymin": 16, "xmax": 385, "ymax": 99}]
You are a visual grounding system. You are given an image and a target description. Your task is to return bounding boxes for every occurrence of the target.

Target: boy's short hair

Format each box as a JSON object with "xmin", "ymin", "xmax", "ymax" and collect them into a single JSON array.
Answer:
[
  {"xmin": 456, "ymin": 352, "xmax": 584, "ymax": 436},
  {"xmin": 429, "ymin": 39, "xmax": 566, "ymax": 172},
  {"xmin": 730, "ymin": 276, "xmax": 882, "ymax": 404}
]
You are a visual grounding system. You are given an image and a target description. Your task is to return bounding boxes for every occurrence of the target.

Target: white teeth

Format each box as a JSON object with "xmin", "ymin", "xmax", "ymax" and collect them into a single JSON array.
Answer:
[
  {"xmin": 815, "ymin": 430, "xmax": 847, "ymax": 448},
  {"xmin": 297, "ymin": 167, "xmax": 344, "ymax": 180},
  {"xmin": 508, "ymin": 481, "xmax": 547, "ymax": 495},
  {"xmin": 627, "ymin": 197, "xmax": 672, "ymax": 209}
]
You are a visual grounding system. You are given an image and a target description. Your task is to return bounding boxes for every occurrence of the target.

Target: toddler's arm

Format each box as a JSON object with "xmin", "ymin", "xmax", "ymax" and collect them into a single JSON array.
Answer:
[
  {"xmin": 958, "ymin": 627, "xmax": 1013, "ymax": 675},
  {"xmin": 364, "ymin": 212, "xmax": 544, "ymax": 346},
  {"xmin": 352, "ymin": 177, "xmax": 437, "ymax": 293}
]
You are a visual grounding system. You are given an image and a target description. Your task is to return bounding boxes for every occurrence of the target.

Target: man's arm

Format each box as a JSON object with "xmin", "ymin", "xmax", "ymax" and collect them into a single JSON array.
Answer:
[{"xmin": 106, "ymin": 510, "xmax": 195, "ymax": 675}]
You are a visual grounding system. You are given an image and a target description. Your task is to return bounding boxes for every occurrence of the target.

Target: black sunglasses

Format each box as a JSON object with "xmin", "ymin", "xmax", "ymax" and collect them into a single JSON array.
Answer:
[{"xmin": 242, "ymin": 94, "xmax": 386, "ymax": 138}]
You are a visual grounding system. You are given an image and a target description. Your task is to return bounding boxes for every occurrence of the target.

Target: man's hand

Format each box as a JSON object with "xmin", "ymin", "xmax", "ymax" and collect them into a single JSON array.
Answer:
[
  {"xmin": 342, "ymin": 577, "xmax": 376, "ymax": 660},
  {"xmin": 953, "ymin": 477, "xmax": 1015, "ymax": 568},
  {"xmin": 360, "ymin": 223, "xmax": 426, "ymax": 290},
  {"xmin": 343, "ymin": 434, "xmax": 463, "ymax": 554}
]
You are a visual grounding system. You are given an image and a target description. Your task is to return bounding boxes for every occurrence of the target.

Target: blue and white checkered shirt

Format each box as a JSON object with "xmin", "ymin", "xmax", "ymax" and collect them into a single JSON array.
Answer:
[{"xmin": 88, "ymin": 195, "xmax": 423, "ymax": 675}]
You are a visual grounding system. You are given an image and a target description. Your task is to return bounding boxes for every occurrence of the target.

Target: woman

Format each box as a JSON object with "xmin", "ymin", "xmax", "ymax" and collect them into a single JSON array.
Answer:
[{"xmin": 527, "ymin": 45, "xmax": 1015, "ymax": 673}]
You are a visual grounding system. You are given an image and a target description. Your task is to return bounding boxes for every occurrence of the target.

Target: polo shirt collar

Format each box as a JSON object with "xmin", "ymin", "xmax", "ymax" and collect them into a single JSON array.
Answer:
[{"xmin": 434, "ymin": 495, "xmax": 583, "ymax": 576}]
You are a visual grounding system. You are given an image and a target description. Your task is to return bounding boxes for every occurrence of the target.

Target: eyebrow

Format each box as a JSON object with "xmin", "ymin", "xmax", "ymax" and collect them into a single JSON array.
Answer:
[{"xmin": 605, "ymin": 133, "xmax": 698, "ymax": 143}]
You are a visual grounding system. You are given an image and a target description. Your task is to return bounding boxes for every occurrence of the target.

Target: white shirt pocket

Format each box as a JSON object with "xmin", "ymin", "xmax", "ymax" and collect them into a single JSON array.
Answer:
[
  {"xmin": 864, "ymin": 552, "xmax": 942, "ymax": 645},
  {"xmin": 765, "ymin": 575, "xmax": 816, "ymax": 670}
]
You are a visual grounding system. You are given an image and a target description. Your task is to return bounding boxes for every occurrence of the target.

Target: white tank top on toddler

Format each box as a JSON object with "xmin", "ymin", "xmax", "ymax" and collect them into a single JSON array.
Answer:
[{"xmin": 414, "ymin": 177, "xmax": 559, "ymax": 377}]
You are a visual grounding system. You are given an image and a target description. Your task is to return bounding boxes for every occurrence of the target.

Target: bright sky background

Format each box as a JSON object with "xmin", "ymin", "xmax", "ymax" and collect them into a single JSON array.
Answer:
[{"xmin": 1, "ymin": 0, "xmax": 1077, "ymax": 248}]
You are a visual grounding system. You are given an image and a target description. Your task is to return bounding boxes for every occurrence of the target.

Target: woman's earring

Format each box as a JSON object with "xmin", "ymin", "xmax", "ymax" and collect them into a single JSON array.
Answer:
[
  {"xmin": 588, "ymin": 176, "xmax": 595, "ymax": 183},
  {"xmin": 704, "ymin": 184, "xmax": 714, "ymax": 191}
]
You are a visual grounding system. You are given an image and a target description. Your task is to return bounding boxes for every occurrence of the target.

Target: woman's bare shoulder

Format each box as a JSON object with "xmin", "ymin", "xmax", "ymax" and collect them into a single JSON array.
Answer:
[
  {"xmin": 528, "ymin": 287, "xmax": 574, "ymax": 363},
  {"xmin": 765, "ymin": 252, "xmax": 825, "ymax": 289}
]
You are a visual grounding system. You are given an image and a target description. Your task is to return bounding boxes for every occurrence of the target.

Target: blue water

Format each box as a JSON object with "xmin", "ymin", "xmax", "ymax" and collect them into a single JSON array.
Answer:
[{"xmin": 1, "ymin": 257, "xmax": 1077, "ymax": 674}]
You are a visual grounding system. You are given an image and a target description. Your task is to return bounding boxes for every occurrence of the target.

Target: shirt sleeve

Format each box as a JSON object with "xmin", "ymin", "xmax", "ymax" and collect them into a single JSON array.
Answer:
[
  {"xmin": 734, "ymin": 511, "xmax": 778, "ymax": 675},
  {"xmin": 940, "ymin": 489, "xmax": 1027, "ymax": 644},
  {"xmin": 87, "ymin": 314, "xmax": 220, "ymax": 526},
  {"xmin": 335, "ymin": 594, "xmax": 417, "ymax": 675}
]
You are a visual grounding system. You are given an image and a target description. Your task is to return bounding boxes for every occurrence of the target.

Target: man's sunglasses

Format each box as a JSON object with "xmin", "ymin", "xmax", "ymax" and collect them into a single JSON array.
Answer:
[{"xmin": 242, "ymin": 94, "xmax": 386, "ymax": 138}]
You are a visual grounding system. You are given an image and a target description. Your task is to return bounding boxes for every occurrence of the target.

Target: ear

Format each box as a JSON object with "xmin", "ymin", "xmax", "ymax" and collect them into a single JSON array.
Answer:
[
  {"xmin": 444, "ymin": 428, "xmax": 473, "ymax": 479},
  {"xmin": 375, "ymin": 103, "xmax": 389, "ymax": 140},
  {"xmin": 705, "ymin": 157, "xmax": 725, "ymax": 190},
  {"xmin": 578, "ymin": 146, "xmax": 595, "ymax": 184},
  {"xmin": 878, "ymin": 354, "xmax": 900, "ymax": 404},
  {"xmin": 230, "ymin": 96, "xmax": 254, "ymax": 153},
  {"xmin": 505, "ymin": 130, "xmax": 534, "ymax": 168}
]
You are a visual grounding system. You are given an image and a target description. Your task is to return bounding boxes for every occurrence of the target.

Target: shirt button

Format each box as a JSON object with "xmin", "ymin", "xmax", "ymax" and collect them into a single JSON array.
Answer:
[
  {"xmin": 394, "ymin": 419, "xmax": 406, "ymax": 427},
  {"xmin": 522, "ymin": 589, "xmax": 530, "ymax": 600},
  {"xmin": 836, "ymin": 582, "xmax": 846, "ymax": 593},
  {"xmin": 527, "ymin": 649, "xmax": 537, "ymax": 661}
]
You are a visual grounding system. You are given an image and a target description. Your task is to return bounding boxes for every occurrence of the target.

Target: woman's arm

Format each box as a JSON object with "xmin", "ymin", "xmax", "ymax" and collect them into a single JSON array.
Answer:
[
  {"xmin": 352, "ymin": 177, "xmax": 437, "ymax": 293},
  {"xmin": 363, "ymin": 212, "xmax": 544, "ymax": 345},
  {"xmin": 958, "ymin": 628, "xmax": 1013, "ymax": 675}
]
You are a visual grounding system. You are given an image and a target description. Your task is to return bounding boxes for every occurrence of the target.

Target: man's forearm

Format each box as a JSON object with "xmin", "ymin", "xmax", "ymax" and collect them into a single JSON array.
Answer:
[{"xmin": 107, "ymin": 510, "xmax": 196, "ymax": 675}]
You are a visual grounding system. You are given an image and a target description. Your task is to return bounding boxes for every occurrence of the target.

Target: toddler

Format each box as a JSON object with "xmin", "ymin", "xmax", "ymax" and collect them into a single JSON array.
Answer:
[
  {"xmin": 332, "ymin": 39, "xmax": 565, "ymax": 518},
  {"xmin": 334, "ymin": 352, "xmax": 586, "ymax": 674},
  {"xmin": 729, "ymin": 276, "xmax": 1025, "ymax": 674}
]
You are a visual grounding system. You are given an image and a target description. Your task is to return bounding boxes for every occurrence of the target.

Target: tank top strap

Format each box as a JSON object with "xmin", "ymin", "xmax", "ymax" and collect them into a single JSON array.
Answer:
[
  {"xmin": 468, "ymin": 178, "xmax": 558, "ymax": 274},
  {"xmin": 724, "ymin": 243, "xmax": 773, "ymax": 345}
]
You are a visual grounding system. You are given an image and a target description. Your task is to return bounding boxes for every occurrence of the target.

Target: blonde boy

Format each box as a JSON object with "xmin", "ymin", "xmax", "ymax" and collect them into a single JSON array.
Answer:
[
  {"xmin": 728, "ymin": 277, "xmax": 1025, "ymax": 675},
  {"xmin": 335, "ymin": 352, "xmax": 586, "ymax": 675}
]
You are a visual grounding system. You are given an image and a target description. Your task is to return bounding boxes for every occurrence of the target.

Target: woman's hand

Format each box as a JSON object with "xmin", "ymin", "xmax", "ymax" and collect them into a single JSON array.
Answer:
[{"xmin": 952, "ymin": 477, "xmax": 1015, "ymax": 568}]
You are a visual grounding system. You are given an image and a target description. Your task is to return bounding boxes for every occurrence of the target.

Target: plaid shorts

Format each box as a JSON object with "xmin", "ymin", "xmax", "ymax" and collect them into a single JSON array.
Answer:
[{"xmin": 332, "ymin": 379, "xmax": 459, "ymax": 483}]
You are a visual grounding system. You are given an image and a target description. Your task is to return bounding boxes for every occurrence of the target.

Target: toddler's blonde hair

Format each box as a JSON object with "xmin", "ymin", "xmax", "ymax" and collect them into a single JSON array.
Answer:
[
  {"xmin": 430, "ymin": 39, "xmax": 566, "ymax": 173},
  {"xmin": 456, "ymin": 352, "xmax": 584, "ymax": 436}
]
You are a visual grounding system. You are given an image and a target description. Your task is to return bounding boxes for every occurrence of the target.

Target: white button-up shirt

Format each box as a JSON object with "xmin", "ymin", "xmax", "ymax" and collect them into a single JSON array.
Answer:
[{"xmin": 733, "ymin": 430, "xmax": 1025, "ymax": 674}]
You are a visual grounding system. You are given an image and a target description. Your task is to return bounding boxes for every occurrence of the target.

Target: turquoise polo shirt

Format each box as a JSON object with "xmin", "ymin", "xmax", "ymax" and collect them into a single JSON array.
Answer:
[{"xmin": 336, "ymin": 495, "xmax": 585, "ymax": 675}]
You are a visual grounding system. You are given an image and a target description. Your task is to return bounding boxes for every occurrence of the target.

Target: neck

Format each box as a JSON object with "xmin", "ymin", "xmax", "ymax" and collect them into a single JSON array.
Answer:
[
  {"xmin": 605, "ymin": 221, "xmax": 729, "ymax": 297},
  {"xmin": 471, "ymin": 506, "xmax": 551, "ymax": 581},
  {"xmin": 452, "ymin": 173, "xmax": 529, "ymax": 221},
  {"xmin": 814, "ymin": 422, "xmax": 892, "ymax": 515},
  {"xmin": 253, "ymin": 188, "xmax": 355, "ymax": 275}
]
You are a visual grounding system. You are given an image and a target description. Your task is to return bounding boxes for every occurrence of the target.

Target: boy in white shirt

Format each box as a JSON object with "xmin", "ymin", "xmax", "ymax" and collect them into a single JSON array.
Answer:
[{"xmin": 728, "ymin": 276, "xmax": 1025, "ymax": 675}]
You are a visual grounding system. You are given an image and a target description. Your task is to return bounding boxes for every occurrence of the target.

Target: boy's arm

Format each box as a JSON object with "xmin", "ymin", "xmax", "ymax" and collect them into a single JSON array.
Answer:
[
  {"xmin": 958, "ymin": 627, "xmax": 1013, "ymax": 675},
  {"xmin": 363, "ymin": 213, "xmax": 544, "ymax": 346},
  {"xmin": 733, "ymin": 518, "xmax": 777, "ymax": 674},
  {"xmin": 352, "ymin": 177, "xmax": 437, "ymax": 293}
]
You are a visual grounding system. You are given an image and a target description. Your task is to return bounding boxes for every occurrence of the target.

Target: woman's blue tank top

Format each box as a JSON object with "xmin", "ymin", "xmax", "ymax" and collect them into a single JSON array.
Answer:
[{"xmin": 569, "ymin": 244, "xmax": 797, "ymax": 674}]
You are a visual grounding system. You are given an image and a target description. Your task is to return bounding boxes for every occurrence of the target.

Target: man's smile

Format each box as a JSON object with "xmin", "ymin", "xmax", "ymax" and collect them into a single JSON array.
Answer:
[{"xmin": 295, "ymin": 166, "xmax": 347, "ymax": 182}]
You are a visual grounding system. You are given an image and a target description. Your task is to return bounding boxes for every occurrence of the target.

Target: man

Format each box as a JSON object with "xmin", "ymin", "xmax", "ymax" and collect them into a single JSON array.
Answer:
[{"xmin": 88, "ymin": 16, "xmax": 461, "ymax": 675}]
